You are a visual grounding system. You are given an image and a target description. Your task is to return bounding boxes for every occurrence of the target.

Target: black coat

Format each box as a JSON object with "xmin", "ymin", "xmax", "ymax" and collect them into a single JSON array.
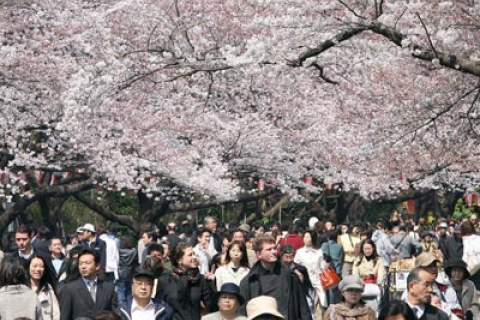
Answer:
[
  {"xmin": 167, "ymin": 271, "xmax": 212, "ymax": 320},
  {"xmin": 239, "ymin": 261, "xmax": 312, "ymax": 320},
  {"xmin": 59, "ymin": 278, "xmax": 116, "ymax": 320},
  {"xmin": 409, "ymin": 303, "xmax": 449, "ymax": 320},
  {"xmin": 443, "ymin": 236, "xmax": 463, "ymax": 262}
]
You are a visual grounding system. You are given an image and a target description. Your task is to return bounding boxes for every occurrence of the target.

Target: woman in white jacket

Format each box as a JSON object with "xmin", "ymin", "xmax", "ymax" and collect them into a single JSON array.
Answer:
[
  {"xmin": 294, "ymin": 230, "xmax": 327, "ymax": 308},
  {"xmin": 215, "ymin": 240, "xmax": 250, "ymax": 290},
  {"xmin": 27, "ymin": 254, "xmax": 60, "ymax": 320}
]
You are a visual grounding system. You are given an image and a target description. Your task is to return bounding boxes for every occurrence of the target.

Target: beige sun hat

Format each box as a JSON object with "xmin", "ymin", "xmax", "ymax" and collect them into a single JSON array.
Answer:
[{"xmin": 246, "ymin": 296, "xmax": 284, "ymax": 320}]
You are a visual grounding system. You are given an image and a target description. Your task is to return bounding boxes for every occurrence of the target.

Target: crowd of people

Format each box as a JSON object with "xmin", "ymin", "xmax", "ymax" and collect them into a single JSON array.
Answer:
[{"xmin": 0, "ymin": 210, "xmax": 480, "ymax": 320}]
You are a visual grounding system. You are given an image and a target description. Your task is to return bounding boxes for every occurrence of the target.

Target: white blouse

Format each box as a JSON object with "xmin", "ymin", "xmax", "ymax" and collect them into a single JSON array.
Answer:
[{"xmin": 214, "ymin": 262, "xmax": 250, "ymax": 290}]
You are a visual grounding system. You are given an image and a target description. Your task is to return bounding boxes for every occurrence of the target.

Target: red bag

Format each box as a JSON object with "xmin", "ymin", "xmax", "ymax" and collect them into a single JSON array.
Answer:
[{"xmin": 320, "ymin": 266, "xmax": 341, "ymax": 290}]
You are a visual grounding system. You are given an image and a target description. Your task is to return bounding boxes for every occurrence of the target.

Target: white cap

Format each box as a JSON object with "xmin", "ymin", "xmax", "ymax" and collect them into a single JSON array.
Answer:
[{"xmin": 79, "ymin": 223, "xmax": 96, "ymax": 233}]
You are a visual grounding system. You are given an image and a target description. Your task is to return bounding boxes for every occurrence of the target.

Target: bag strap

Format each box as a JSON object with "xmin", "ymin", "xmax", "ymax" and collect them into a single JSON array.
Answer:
[
  {"xmin": 394, "ymin": 234, "xmax": 407, "ymax": 250},
  {"xmin": 348, "ymin": 234, "xmax": 354, "ymax": 247}
]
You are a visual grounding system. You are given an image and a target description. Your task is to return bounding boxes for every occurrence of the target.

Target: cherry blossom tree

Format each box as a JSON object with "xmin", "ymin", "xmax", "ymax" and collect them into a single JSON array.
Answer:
[{"xmin": 1, "ymin": 0, "xmax": 479, "ymax": 228}]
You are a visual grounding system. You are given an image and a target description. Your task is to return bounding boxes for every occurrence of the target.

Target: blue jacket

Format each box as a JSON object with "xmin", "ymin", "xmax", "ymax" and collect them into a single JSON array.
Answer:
[{"xmin": 117, "ymin": 297, "xmax": 173, "ymax": 320}]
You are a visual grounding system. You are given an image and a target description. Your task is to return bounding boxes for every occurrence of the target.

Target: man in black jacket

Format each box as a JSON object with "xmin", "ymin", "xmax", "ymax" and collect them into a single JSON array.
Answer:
[
  {"xmin": 240, "ymin": 235, "xmax": 312, "ymax": 320},
  {"xmin": 405, "ymin": 267, "xmax": 449, "ymax": 320}
]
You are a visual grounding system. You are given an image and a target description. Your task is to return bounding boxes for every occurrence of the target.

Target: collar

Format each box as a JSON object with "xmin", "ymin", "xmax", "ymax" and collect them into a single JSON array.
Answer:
[
  {"xmin": 82, "ymin": 277, "xmax": 98, "ymax": 286},
  {"xmin": 131, "ymin": 298, "xmax": 155, "ymax": 312},
  {"xmin": 18, "ymin": 248, "xmax": 34, "ymax": 259},
  {"xmin": 405, "ymin": 299, "xmax": 425, "ymax": 317}
]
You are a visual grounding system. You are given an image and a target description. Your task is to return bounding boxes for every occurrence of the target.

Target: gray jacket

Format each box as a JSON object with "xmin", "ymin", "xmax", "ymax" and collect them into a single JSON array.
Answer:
[{"xmin": 389, "ymin": 232, "xmax": 422, "ymax": 259}]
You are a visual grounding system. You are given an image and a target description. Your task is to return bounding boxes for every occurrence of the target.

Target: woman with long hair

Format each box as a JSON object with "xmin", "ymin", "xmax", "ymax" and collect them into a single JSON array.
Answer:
[
  {"xmin": 352, "ymin": 238, "xmax": 384, "ymax": 315},
  {"xmin": 215, "ymin": 240, "xmax": 250, "ymax": 290},
  {"xmin": 26, "ymin": 254, "xmax": 60, "ymax": 320},
  {"xmin": 294, "ymin": 230, "xmax": 327, "ymax": 309},
  {"xmin": 169, "ymin": 243, "xmax": 212, "ymax": 320},
  {"xmin": 0, "ymin": 256, "xmax": 39, "ymax": 320}
]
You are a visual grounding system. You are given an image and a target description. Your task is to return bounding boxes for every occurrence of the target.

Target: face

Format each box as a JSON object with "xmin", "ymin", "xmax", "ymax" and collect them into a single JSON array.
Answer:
[
  {"xmin": 424, "ymin": 262, "xmax": 439, "ymax": 278},
  {"xmin": 78, "ymin": 253, "xmax": 98, "ymax": 279},
  {"xmin": 437, "ymin": 227, "xmax": 446, "ymax": 236},
  {"xmin": 83, "ymin": 230, "xmax": 92, "ymax": 239},
  {"xmin": 77, "ymin": 232, "xmax": 84, "ymax": 242},
  {"xmin": 29, "ymin": 257, "xmax": 45, "ymax": 281},
  {"xmin": 281, "ymin": 252, "xmax": 294, "ymax": 266},
  {"xmin": 470, "ymin": 215, "xmax": 478, "ymax": 224},
  {"xmin": 325, "ymin": 222, "xmax": 333, "ymax": 231},
  {"xmin": 229, "ymin": 244, "xmax": 243, "ymax": 262},
  {"xmin": 206, "ymin": 219, "xmax": 217, "ymax": 232},
  {"xmin": 15, "ymin": 232, "xmax": 32, "ymax": 253},
  {"xmin": 450, "ymin": 267, "xmax": 465, "ymax": 282},
  {"xmin": 162, "ymin": 244, "xmax": 170, "ymax": 259},
  {"xmin": 409, "ymin": 270, "xmax": 435, "ymax": 304},
  {"xmin": 342, "ymin": 288, "xmax": 362, "ymax": 305},
  {"xmin": 258, "ymin": 242, "xmax": 278, "ymax": 264},
  {"xmin": 341, "ymin": 225, "xmax": 348, "ymax": 234},
  {"xmin": 352, "ymin": 226, "xmax": 360, "ymax": 235},
  {"xmin": 50, "ymin": 239, "xmax": 63, "ymax": 255},
  {"xmin": 362, "ymin": 243, "xmax": 373, "ymax": 257},
  {"xmin": 71, "ymin": 236, "xmax": 79, "ymax": 245},
  {"xmin": 198, "ymin": 231, "xmax": 211, "ymax": 246},
  {"xmin": 303, "ymin": 233, "xmax": 312, "ymax": 247},
  {"xmin": 233, "ymin": 231, "xmax": 245, "ymax": 242},
  {"xmin": 142, "ymin": 233, "xmax": 152, "ymax": 245},
  {"xmin": 255, "ymin": 226, "xmax": 265, "ymax": 235},
  {"xmin": 150, "ymin": 250, "xmax": 163, "ymax": 260},
  {"xmin": 217, "ymin": 293, "xmax": 239, "ymax": 312},
  {"xmin": 178, "ymin": 246, "xmax": 199, "ymax": 269},
  {"xmin": 222, "ymin": 238, "xmax": 230, "ymax": 253},
  {"xmin": 132, "ymin": 276, "xmax": 153, "ymax": 300}
]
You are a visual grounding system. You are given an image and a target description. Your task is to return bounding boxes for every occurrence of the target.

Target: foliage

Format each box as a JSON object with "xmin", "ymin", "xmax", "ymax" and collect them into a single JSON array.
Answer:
[{"xmin": 1, "ymin": 0, "xmax": 479, "ymax": 208}]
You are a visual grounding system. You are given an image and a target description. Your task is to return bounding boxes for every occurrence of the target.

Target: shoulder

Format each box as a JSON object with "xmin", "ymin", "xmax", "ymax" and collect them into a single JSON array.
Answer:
[
  {"xmin": 425, "ymin": 304, "xmax": 449, "ymax": 319},
  {"xmin": 201, "ymin": 311, "xmax": 222, "ymax": 320}
]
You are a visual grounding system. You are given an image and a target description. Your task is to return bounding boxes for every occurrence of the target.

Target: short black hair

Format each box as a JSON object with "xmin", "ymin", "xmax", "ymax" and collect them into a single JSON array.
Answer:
[
  {"xmin": 378, "ymin": 300, "xmax": 415, "ymax": 320},
  {"xmin": 78, "ymin": 248, "xmax": 100, "ymax": 264},
  {"xmin": 146, "ymin": 242, "xmax": 164, "ymax": 255}
]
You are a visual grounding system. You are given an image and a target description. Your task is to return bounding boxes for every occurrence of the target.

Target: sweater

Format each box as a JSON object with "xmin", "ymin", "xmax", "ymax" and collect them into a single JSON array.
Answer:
[{"xmin": 0, "ymin": 284, "xmax": 39, "ymax": 320}]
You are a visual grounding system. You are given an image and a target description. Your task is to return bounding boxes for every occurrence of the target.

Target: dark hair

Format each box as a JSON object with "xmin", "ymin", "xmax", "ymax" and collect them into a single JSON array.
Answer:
[
  {"xmin": 142, "ymin": 256, "xmax": 163, "ymax": 278},
  {"xmin": 62, "ymin": 258, "xmax": 81, "ymax": 284},
  {"xmin": 303, "ymin": 230, "xmax": 319, "ymax": 249},
  {"xmin": 378, "ymin": 299, "xmax": 415, "ymax": 320},
  {"xmin": 38, "ymin": 226, "xmax": 51, "ymax": 239},
  {"xmin": 78, "ymin": 248, "xmax": 100, "ymax": 264},
  {"xmin": 146, "ymin": 243, "xmax": 164, "ymax": 256},
  {"xmin": 68, "ymin": 245, "xmax": 83, "ymax": 258},
  {"xmin": 196, "ymin": 227, "xmax": 212, "ymax": 239},
  {"xmin": 120, "ymin": 235, "xmax": 136, "ymax": 250},
  {"xmin": 15, "ymin": 225, "xmax": 33, "ymax": 237},
  {"xmin": 326, "ymin": 231, "xmax": 338, "ymax": 241},
  {"xmin": 143, "ymin": 231, "xmax": 158, "ymax": 242},
  {"xmin": 226, "ymin": 240, "xmax": 249, "ymax": 268},
  {"xmin": 0, "ymin": 256, "xmax": 28, "ymax": 286},
  {"xmin": 406, "ymin": 267, "xmax": 423, "ymax": 291},
  {"xmin": 355, "ymin": 239, "xmax": 379, "ymax": 266},
  {"xmin": 95, "ymin": 310, "xmax": 122, "ymax": 320},
  {"xmin": 170, "ymin": 243, "xmax": 193, "ymax": 268},
  {"xmin": 26, "ymin": 254, "xmax": 58, "ymax": 298},
  {"xmin": 461, "ymin": 221, "xmax": 475, "ymax": 236}
]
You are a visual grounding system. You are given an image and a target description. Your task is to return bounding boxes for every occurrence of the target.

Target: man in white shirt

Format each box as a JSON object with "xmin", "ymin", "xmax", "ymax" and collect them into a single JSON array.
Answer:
[
  {"xmin": 98, "ymin": 226, "xmax": 120, "ymax": 283},
  {"xmin": 116, "ymin": 269, "xmax": 173, "ymax": 320}
]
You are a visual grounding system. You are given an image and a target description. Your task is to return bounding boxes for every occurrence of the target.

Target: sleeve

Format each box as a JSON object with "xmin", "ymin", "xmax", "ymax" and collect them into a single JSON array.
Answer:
[
  {"xmin": 293, "ymin": 273, "xmax": 313, "ymax": 320},
  {"xmin": 376, "ymin": 259, "xmax": 385, "ymax": 285},
  {"xmin": 214, "ymin": 267, "xmax": 223, "ymax": 291},
  {"xmin": 59, "ymin": 286, "xmax": 72, "ymax": 320},
  {"xmin": 52, "ymin": 291, "xmax": 61, "ymax": 320},
  {"xmin": 352, "ymin": 258, "xmax": 360, "ymax": 276},
  {"xmin": 444, "ymin": 286, "xmax": 460, "ymax": 304}
]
